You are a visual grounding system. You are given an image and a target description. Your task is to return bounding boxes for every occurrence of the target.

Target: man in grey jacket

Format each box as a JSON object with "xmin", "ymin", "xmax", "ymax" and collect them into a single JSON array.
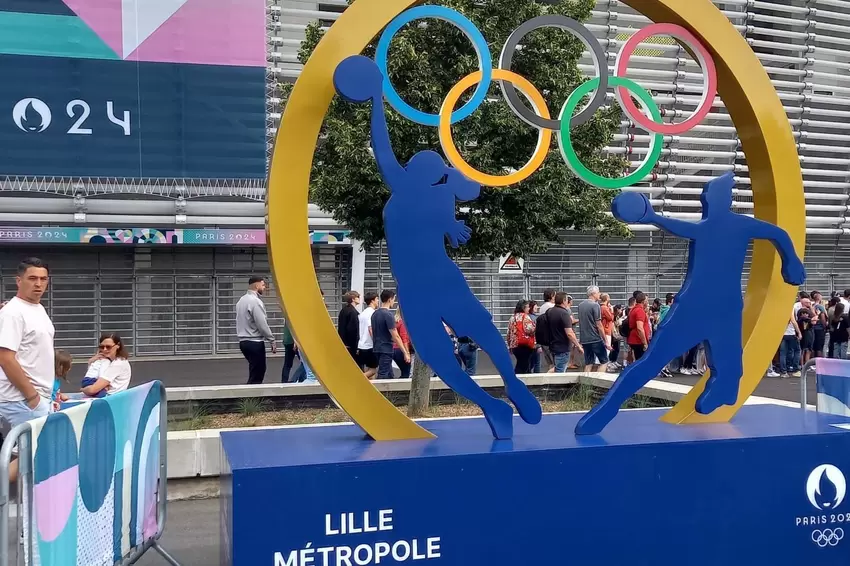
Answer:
[{"xmin": 236, "ymin": 276, "xmax": 276, "ymax": 384}]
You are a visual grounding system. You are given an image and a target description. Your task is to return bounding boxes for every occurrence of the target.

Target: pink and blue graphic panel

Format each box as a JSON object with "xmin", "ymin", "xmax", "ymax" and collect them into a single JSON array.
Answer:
[
  {"xmin": 23, "ymin": 381, "xmax": 162, "ymax": 566},
  {"xmin": 0, "ymin": 0, "xmax": 267, "ymax": 179},
  {"xmin": 816, "ymin": 358, "xmax": 850, "ymax": 416}
]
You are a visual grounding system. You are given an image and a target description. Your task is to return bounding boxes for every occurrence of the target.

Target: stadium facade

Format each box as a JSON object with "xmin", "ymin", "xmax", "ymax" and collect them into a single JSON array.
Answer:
[{"xmin": 0, "ymin": 0, "xmax": 847, "ymax": 358}]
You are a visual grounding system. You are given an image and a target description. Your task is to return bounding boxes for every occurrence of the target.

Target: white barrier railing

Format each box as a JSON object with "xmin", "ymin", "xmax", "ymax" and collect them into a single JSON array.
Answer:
[{"xmin": 0, "ymin": 381, "xmax": 181, "ymax": 566}]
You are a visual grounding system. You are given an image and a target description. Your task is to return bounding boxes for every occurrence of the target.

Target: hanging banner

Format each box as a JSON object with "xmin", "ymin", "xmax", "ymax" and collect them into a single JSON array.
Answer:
[
  {"xmin": 0, "ymin": 227, "xmax": 352, "ymax": 245},
  {"xmin": 0, "ymin": 0, "xmax": 267, "ymax": 179}
]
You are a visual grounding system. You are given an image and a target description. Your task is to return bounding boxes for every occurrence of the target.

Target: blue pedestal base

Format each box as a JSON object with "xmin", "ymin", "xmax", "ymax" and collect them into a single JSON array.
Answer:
[{"xmin": 220, "ymin": 405, "xmax": 850, "ymax": 565}]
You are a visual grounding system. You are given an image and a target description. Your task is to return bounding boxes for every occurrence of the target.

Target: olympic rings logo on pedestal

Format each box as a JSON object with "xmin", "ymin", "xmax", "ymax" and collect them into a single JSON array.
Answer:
[
  {"xmin": 375, "ymin": 7, "xmax": 718, "ymax": 188},
  {"xmin": 812, "ymin": 528, "xmax": 844, "ymax": 548}
]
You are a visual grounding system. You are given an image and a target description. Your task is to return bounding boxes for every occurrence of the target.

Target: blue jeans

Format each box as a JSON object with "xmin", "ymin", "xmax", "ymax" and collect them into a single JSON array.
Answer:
[
  {"xmin": 531, "ymin": 347, "xmax": 542, "ymax": 373},
  {"xmin": 553, "ymin": 351, "xmax": 570, "ymax": 373},
  {"xmin": 303, "ymin": 359, "xmax": 317, "ymax": 382},
  {"xmin": 291, "ymin": 353, "xmax": 317, "ymax": 383},
  {"xmin": 834, "ymin": 342, "xmax": 848, "ymax": 360},
  {"xmin": 779, "ymin": 335, "xmax": 801, "ymax": 373},
  {"xmin": 458, "ymin": 343, "xmax": 478, "ymax": 376},
  {"xmin": 582, "ymin": 341, "xmax": 608, "ymax": 367},
  {"xmin": 0, "ymin": 398, "xmax": 50, "ymax": 454},
  {"xmin": 377, "ymin": 352, "xmax": 394, "ymax": 379}
]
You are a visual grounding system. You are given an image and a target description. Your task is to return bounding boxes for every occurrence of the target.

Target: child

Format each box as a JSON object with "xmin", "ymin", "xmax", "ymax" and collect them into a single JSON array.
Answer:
[
  {"xmin": 53, "ymin": 350, "xmax": 72, "ymax": 411},
  {"xmin": 81, "ymin": 355, "xmax": 109, "ymax": 398}
]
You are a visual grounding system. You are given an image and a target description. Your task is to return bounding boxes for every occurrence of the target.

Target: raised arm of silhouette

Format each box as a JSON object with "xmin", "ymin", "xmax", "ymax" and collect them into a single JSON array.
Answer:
[
  {"xmin": 576, "ymin": 173, "xmax": 806, "ymax": 435},
  {"xmin": 333, "ymin": 55, "xmax": 405, "ymax": 184},
  {"xmin": 333, "ymin": 55, "xmax": 543, "ymax": 439},
  {"xmin": 609, "ymin": 188, "xmax": 701, "ymax": 239},
  {"xmin": 744, "ymin": 217, "xmax": 807, "ymax": 286}
]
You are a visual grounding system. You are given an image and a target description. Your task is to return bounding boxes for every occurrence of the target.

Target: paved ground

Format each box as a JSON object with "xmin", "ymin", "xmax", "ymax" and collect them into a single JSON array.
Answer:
[
  {"xmin": 136, "ymin": 499, "xmax": 220, "ymax": 566},
  {"xmin": 4, "ymin": 499, "xmax": 220, "ymax": 566},
  {"xmin": 77, "ymin": 353, "xmax": 814, "ymax": 405}
]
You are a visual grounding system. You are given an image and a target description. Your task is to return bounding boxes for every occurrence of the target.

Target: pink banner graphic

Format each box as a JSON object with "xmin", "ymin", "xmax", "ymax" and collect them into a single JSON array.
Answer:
[{"xmin": 61, "ymin": 0, "xmax": 267, "ymax": 66}]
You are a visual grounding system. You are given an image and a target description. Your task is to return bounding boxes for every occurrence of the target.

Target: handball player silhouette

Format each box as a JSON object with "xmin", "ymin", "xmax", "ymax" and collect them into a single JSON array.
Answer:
[
  {"xmin": 333, "ymin": 55, "xmax": 542, "ymax": 439},
  {"xmin": 576, "ymin": 173, "xmax": 806, "ymax": 435}
]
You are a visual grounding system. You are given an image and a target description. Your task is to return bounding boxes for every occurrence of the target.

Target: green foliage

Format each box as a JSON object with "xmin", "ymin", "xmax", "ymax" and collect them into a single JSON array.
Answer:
[
  {"xmin": 278, "ymin": 0, "xmax": 629, "ymax": 259},
  {"xmin": 238, "ymin": 398, "xmax": 267, "ymax": 417}
]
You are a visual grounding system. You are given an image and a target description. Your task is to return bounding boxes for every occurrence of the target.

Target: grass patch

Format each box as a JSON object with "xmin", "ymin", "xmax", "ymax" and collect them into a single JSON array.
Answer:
[{"xmin": 170, "ymin": 384, "xmax": 672, "ymax": 432}]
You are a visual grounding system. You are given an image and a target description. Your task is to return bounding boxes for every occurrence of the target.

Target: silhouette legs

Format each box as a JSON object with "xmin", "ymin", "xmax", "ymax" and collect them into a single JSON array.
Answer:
[
  {"xmin": 576, "ymin": 322, "xmax": 695, "ymax": 435},
  {"xmin": 454, "ymin": 318, "xmax": 543, "ymax": 425},
  {"xmin": 696, "ymin": 333, "xmax": 744, "ymax": 414},
  {"xmin": 405, "ymin": 313, "xmax": 514, "ymax": 439}
]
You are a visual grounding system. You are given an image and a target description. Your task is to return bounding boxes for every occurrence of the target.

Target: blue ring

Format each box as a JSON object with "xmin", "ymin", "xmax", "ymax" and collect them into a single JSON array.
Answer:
[{"xmin": 375, "ymin": 6, "xmax": 492, "ymax": 127}]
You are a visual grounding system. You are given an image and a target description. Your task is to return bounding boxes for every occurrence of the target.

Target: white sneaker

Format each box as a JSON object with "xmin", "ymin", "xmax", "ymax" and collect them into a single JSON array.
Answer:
[
  {"xmin": 791, "ymin": 371, "xmax": 802, "ymax": 378},
  {"xmin": 767, "ymin": 369, "xmax": 779, "ymax": 378},
  {"xmin": 679, "ymin": 368, "xmax": 692, "ymax": 375}
]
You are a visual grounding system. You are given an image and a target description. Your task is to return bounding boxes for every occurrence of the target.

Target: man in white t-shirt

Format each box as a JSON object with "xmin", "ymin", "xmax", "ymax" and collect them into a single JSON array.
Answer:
[
  {"xmin": 357, "ymin": 292, "xmax": 379, "ymax": 379},
  {"xmin": 841, "ymin": 289, "xmax": 850, "ymax": 313},
  {"xmin": 779, "ymin": 305, "xmax": 802, "ymax": 377},
  {"xmin": 0, "ymin": 258, "xmax": 54, "ymax": 480}
]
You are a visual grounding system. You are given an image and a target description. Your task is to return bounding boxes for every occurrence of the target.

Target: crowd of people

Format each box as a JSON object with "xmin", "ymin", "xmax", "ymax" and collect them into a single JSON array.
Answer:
[
  {"xmin": 505, "ymin": 287, "xmax": 677, "ymax": 376},
  {"xmin": 507, "ymin": 287, "xmax": 850, "ymax": 380},
  {"xmin": 235, "ymin": 274, "xmax": 850, "ymax": 383}
]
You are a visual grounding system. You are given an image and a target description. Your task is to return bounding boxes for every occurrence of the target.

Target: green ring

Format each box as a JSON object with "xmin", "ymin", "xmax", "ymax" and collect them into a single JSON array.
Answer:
[{"xmin": 558, "ymin": 76, "xmax": 663, "ymax": 190}]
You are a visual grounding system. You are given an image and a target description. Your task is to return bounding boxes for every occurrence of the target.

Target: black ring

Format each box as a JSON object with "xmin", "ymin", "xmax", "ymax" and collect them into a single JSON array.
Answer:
[{"xmin": 498, "ymin": 15, "xmax": 609, "ymax": 129}]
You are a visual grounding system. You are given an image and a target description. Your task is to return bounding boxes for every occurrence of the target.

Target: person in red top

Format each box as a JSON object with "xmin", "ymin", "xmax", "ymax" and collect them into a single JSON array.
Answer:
[
  {"xmin": 627, "ymin": 291, "xmax": 652, "ymax": 360},
  {"xmin": 600, "ymin": 293, "xmax": 615, "ymax": 348},
  {"xmin": 392, "ymin": 310, "xmax": 413, "ymax": 378}
]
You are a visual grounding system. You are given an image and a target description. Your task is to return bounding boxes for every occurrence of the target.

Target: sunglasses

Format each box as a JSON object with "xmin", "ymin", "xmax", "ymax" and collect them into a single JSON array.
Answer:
[{"xmin": 99, "ymin": 344, "xmax": 115, "ymax": 350}]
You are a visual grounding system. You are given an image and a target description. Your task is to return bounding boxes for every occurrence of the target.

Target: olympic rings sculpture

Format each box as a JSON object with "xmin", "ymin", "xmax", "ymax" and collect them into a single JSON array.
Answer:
[
  {"xmin": 812, "ymin": 528, "xmax": 844, "ymax": 548},
  {"xmin": 374, "ymin": 6, "xmax": 718, "ymax": 188}
]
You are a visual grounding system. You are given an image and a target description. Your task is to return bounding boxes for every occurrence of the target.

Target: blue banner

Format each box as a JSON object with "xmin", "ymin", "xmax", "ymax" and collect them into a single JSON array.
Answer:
[{"xmin": 0, "ymin": 54, "xmax": 266, "ymax": 178}]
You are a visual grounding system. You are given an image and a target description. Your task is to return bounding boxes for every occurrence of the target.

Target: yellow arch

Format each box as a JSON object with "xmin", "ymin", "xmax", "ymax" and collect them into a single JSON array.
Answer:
[{"xmin": 266, "ymin": 0, "xmax": 804, "ymax": 439}]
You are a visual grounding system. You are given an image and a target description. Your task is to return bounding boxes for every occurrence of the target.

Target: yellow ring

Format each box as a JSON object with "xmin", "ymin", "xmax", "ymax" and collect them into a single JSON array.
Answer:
[
  {"xmin": 267, "ymin": 0, "xmax": 804, "ymax": 439},
  {"xmin": 439, "ymin": 69, "xmax": 552, "ymax": 187}
]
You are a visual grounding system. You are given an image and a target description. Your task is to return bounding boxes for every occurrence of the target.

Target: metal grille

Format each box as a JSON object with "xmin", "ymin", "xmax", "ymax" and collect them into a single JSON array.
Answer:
[{"xmin": 0, "ymin": 245, "xmax": 351, "ymax": 358}]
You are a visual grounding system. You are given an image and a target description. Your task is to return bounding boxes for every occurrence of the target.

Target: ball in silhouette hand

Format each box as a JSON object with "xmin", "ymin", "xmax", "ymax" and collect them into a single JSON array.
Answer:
[
  {"xmin": 612, "ymin": 192, "xmax": 651, "ymax": 223},
  {"xmin": 334, "ymin": 56, "xmax": 383, "ymax": 103}
]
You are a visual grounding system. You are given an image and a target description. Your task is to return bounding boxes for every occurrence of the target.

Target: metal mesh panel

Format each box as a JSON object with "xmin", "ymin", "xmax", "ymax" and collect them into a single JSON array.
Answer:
[
  {"xmin": 0, "ymin": 245, "xmax": 350, "ymax": 357},
  {"xmin": 134, "ymin": 276, "xmax": 176, "ymax": 356},
  {"xmin": 175, "ymin": 276, "xmax": 214, "ymax": 354},
  {"xmin": 99, "ymin": 276, "xmax": 135, "ymax": 354},
  {"xmin": 49, "ymin": 276, "xmax": 99, "ymax": 356}
]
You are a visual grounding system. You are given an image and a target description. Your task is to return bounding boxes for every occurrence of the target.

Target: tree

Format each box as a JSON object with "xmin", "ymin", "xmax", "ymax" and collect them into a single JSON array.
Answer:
[
  {"xmin": 278, "ymin": 0, "xmax": 628, "ymax": 413},
  {"xmin": 281, "ymin": 0, "xmax": 628, "ymax": 259}
]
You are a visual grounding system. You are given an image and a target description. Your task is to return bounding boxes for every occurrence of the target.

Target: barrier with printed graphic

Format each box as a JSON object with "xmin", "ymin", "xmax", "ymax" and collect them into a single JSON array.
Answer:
[
  {"xmin": 809, "ymin": 358, "xmax": 850, "ymax": 417},
  {"xmin": 0, "ymin": 380, "xmax": 180, "ymax": 566}
]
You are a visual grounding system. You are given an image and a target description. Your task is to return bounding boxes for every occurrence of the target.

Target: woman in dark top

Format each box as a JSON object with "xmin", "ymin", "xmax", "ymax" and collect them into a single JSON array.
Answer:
[
  {"xmin": 337, "ymin": 291, "xmax": 361, "ymax": 362},
  {"xmin": 830, "ymin": 303, "xmax": 850, "ymax": 360}
]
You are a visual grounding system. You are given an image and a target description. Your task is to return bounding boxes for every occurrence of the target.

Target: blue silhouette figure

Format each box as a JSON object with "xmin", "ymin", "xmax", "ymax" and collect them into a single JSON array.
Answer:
[
  {"xmin": 576, "ymin": 173, "xmax": 807, "ymax": 435},
  {"xmin": 334, "ymin": 55, "xmax": 542, "ymax": 439}
]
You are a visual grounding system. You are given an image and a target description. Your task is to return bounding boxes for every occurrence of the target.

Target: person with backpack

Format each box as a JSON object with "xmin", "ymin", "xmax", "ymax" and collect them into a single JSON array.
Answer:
[
  {"xmin": 536, "ymin": 303, "xmax": 554, "ymax": 373},
  {"xmin": 547, "ymin": 292, "xmax": 582, "ymax": 373},
  {"xmin": 507, "ymin": 300, "xmax": 536, "ymax": 374}
]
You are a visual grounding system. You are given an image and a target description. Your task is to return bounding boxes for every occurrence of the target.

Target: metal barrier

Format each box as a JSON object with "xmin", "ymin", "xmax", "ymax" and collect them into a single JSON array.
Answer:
[
  {"xmin": 0, "ymin": 381, "xmax": 181, "ymax": 566},
  {"xmin": 801, "ymin": 358, "xmax": 850, "ymax": 415},
  {"xmin": 802, "ymin": 359, "xmax": 814, "ymax": 411}
]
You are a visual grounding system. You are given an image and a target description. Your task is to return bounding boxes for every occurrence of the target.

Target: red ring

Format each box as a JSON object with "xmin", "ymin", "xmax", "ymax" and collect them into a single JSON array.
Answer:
[{"xmin": 615, "ymin": 23, "xmax": 717, "ymax": 135}]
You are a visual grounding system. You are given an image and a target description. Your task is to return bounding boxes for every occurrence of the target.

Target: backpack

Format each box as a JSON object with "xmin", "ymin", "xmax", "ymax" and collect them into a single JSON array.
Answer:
[
  {"xmin": 535, "ymin": 311, "xmax": 551, "ymax": 347},
  {"xmin": 620, "ymin": 312, "xmax": 630, "ymax": 339}
]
